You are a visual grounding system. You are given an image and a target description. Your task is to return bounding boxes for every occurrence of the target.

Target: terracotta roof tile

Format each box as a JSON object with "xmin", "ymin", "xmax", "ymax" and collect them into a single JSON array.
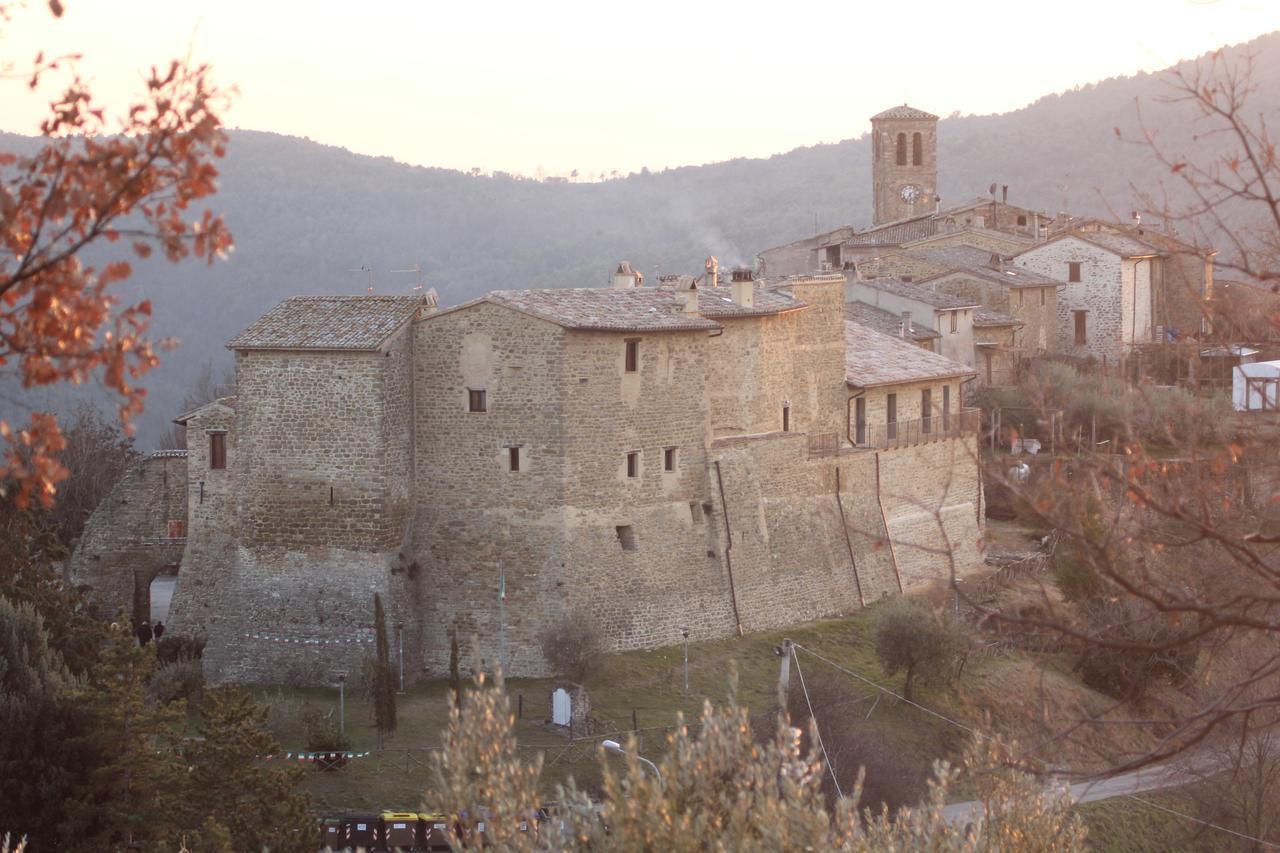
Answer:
[
  {"xmin": 843, "ymin": 301, "xmax": 940, "ymax": 341},
  {"xmin": 845, "ymin": 321, "xmax": 975, "ymax": 387},
  {"xmin": 227, "ymin": 295, "xmax": 424, "ymax": 351},
  {"xmin": 871, "ymin": 104, "xmax": 939, "ymax": 121}
]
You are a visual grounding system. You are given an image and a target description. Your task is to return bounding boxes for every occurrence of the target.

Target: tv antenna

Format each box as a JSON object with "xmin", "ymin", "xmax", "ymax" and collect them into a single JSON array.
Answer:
[
  {"xmin": 391, "ymin": 263, "xmax": 426, "ymax": 293},
  {"xmin": 347, "ymin": 264, "xmax": 374, "ymax": 294}
]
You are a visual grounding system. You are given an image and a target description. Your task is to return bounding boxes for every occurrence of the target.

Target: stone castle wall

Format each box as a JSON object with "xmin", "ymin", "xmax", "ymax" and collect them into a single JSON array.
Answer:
[{"xmin": 68, "ymin": 452, "xmax": 188, "ymax": 623}]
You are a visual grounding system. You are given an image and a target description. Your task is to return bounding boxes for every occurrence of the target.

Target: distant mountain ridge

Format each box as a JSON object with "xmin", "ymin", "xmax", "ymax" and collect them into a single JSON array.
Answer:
[{"xmin": 4, "ymin": 30, "xmax": 1279, "ymax": 445}]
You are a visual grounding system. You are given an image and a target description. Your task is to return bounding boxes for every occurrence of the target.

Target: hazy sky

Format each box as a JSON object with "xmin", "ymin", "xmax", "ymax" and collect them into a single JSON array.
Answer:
[{"xmin": 2, "ymin": 0, "xmax": 1278, "ymax": 176}]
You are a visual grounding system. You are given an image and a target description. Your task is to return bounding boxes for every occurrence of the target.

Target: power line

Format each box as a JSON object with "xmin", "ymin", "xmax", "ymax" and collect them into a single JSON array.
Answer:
[
  {"xmin": 790, "ymin": 647, "xmax": 843, "ymax": 799},
  {"xmin": 791, "ymin": 641, "xmax": 1280, "ymax": 849}
]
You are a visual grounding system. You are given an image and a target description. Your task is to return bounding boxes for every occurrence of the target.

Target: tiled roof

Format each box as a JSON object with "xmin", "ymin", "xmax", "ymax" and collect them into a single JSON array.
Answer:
[
  {"xmin": 1074, "ymin": 231, "xmax": 1162, "ymax": 258},
  {"xmin": 844, "ymin": 215, "xmax": 940, "ymax": 247},
  {"xmin": 843, "ymin": 301, "xmax": 940, "ymax": 341},
  {"xmin": 695, "ymin": 285, "xmax": 807, "ymax": 318},
  {"xmin": 907, "ymin": 246, "xmax": 1001, "ymax": 269},
  {"xmin": 174, "ymin": 395, "xmax": 237, "ymax": 425},
  {"xmin": 438, "ymin": 288, "xmax": 723, "ymax": 332},
  {"xmin": 973, "ymin": 307, "xmax": 1024, "ymax": 328},
  {"xmin": 902, "ymin": 227, "xmax": 1034, "ymax": 254},
  {"xmin": 871, "ymin": 104, "xmax": 939, "ymax": 121},
  {"xmin": 920, "ymin": 263, "xmax": 1064, "ymax": 289},
  {"xmin": 845, "ymin": 321, "xmax": 975, "ymax": 388},
  {"xmin": 227, "ymin": 296, "xmax": 424, "ymax": 351},
  {"xmin": 855, "ymin": 277, "xmax": 980, "ymax": 310}
]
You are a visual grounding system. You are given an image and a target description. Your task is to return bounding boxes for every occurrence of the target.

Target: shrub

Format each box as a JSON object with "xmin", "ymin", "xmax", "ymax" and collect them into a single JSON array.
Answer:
[
  {"xmin": 155, "ymin": 634, "xmax": 205, "ymax": 665},
  {"xmin": 538, "ymin": 610, "xmax": 605, "ymax": 684},
  {"xmin": 1075, "ymin": 601, "xmax": 1200, "ymax": 700},
  {"xmin": 148, "ymin": 658, "xmax": 205, "ymax": 708},
  {"xmin": 302, "ymin": 708, "xmax": 350, "ymax": 754},
  {"xmin": 873, "ymin": 598, "xmax": 968, "ymax": 701}
]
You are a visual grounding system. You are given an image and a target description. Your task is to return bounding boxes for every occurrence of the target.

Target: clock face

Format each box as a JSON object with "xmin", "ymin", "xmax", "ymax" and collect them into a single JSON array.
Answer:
[{"xmin": 900, "ymin": 184, "xmax": 921, "ymax": 204}]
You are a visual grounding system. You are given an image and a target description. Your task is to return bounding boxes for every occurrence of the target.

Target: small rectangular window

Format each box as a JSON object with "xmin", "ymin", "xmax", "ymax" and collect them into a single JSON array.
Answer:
[
  {"xmin": 167, "ymin": 519, "xmax": 186, "ymax": 539},
  {"xmin": 209, "ymin": 432, "xmax": 226, "ymax": 470},
  {"xmin": 782, "ymin": 404, "xmax": 791, "ymax": 433},
  {"xmin": 663, "ymin": 447, "xmax": 677, "ymax": 472},
  {"xmin": 1017, "ymin": 289, "xmax": 1025, "ymax": 308},
  {"xmin": 468, "ymin": 388, "xmax": 487, "ymax": 413},
  {"xmin": 626, "ymin": 451, "xmax": 639, "ymax": 478},
  {"xmin": 624, "ymin": 339, "xmax": 639, "ymax": 373},
  {"xmin": 855, "ymin": 397, "xmax": 867, "ymax": 444},
  {"xmin": 887, "ymin": 393, "xmax": 898, "ymax": 440},
  {"xmin": 509, "ymin": 446, "xmax": 521, "ymax": 472},
  {"xmin": 1017, "ymin": 214, "xmax": 1028, "ymax": 226},
  {"xmin": 616, "ymin": 525, "xmax": 637, "ymax": 551},
  {"xmin": 1068, "ymin": 261, "xmax": 1082, "ymax": 283},
  {"xmin": 1040, "ymin": 287, "xmax": 1047, "ymax": 306},
  {"xmin": 901, "ymin": 275, "xmax": 913, "ymax": 283},
  {"xmin": 943, "ymin": 385, "xmax": 951, "ymax": 431},
  {"xmin": 922, "ymin": 389, "xmax": 933, "ymax": 434},
  {"xmin": 950, "ymin": 311, "xmax": 958, "ymax": 333},
  {"xmin": 1074, "ymin": 310, "xmax": 1087, "ymax": 346}
]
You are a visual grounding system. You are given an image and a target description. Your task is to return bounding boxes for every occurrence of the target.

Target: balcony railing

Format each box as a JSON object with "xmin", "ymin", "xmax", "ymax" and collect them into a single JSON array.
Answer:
[{"xmin": 853, "ymin": 407, "xmax": 981, "ymax": 451}]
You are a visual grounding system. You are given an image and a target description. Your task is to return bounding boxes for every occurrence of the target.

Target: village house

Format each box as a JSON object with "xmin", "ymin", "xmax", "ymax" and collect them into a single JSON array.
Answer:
[{"xmin": 845, "ymin": 276, "xmax": 978, "ymax": 368}]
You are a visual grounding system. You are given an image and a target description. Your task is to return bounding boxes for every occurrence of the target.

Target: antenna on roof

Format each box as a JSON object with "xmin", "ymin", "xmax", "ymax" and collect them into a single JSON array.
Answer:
[
  {"xmin": 347, "ymin": 264, "xmax": 374, "ymax": 294},
  {"xmin": 391, "ymin": 262, "xmax": 426, "ymax": 293}
]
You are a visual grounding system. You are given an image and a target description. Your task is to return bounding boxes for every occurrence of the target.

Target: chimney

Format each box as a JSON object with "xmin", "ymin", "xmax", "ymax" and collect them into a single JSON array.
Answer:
[
  {"xmin": 990, "ymin": 253, "xmax": 1005, "ymax": 271},
  {"xmin": 612, "ymin": 261, "xmax": 640, "ymax": 290},
  {"xmin": 1002, "ymin": 184, "xmax": 1009, "ymax": 204},
  {"xmin": 901, "ymin": 310, "xmax": 912, "ymax": 337},
  {"xmin": 704, "ymin": 255, "xmax": 719, "ymax": 288},
  {"xmin": 1131, "ymin": 210, "xmax": 1142, "ymax": 227},
  {"xmin": 730, "ymin": 268, "xmax": 755, "ymax": 308}
]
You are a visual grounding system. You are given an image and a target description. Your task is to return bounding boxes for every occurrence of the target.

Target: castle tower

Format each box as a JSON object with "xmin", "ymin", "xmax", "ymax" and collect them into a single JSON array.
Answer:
[{"xmin": 870, "ymin": 104, "xmax": 939, "ymax": 226}]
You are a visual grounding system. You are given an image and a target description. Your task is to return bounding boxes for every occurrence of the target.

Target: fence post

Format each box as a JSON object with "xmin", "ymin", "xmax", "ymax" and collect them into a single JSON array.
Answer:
[
  {"xmin": 518, "ymin": 693, "xmax": 523, "ymax": 720},
  {"xmin": 631, "ymin": 709, "xmax": 638, "ymax": 732}
]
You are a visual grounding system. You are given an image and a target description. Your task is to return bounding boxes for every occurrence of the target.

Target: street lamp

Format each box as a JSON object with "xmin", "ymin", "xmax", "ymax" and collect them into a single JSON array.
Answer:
[
  {"xmin": 681, "ymin": 627, "xmax": 690, "ymax": 696},
  {"xmin": 602, "ymin": 739, "xmax": 662, "ymax": 786}
]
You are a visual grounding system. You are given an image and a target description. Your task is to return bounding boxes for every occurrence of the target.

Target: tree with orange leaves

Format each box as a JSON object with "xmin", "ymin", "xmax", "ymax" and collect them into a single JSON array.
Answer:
[{"xmin": 0, "ymin": 0, "xmax": 232, "ymax": 509}]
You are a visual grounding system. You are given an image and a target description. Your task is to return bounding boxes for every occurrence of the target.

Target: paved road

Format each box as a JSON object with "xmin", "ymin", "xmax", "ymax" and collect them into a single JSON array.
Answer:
[{"xmin": 941, "ymin": 755, "xmax": 1209, "ymax": 824}]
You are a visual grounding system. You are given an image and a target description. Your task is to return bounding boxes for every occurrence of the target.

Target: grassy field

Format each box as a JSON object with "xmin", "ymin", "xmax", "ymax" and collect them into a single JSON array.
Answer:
[
  {"xmin": 1077, "ymin": 789, "xmax": 1234, "ymax": 852},
  {"xmin": 259, "ymin": 603, "xmax": 1034, "ymax": 814}
]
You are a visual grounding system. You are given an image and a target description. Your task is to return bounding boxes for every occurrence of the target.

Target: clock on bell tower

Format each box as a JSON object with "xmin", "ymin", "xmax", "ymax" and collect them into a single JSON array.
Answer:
[{"xmin": 870, "ymin": 104, "xmax": 939, "ymax": 226}]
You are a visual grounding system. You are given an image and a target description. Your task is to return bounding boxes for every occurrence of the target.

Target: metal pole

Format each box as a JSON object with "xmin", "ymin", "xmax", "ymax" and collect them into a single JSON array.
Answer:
[
  {"xmin": 396, "ymin": 622, "xmax": 405, "ymax": 694},
  {"xmin": 636, "ymin": 755, "xmax": 663, "ymax": 787},
  {"xmin": 338, "ymin": 675, "xmax": 346, "ymax": 734},
  {"xmin": 777, "ymin": 638, "xmax": 794, "ymax": 702},
  {"xmin": 498, "ymin": 566, "xmax": 506, "ymax": 676},
  {"xmin": 682, "ymin": 628, "xmax": 689, "ymax": 696}
]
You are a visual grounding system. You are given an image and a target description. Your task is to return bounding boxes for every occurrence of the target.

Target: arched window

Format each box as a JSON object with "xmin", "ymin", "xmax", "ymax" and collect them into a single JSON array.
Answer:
[
  {"xmin": 912, "ymin": 132, "xmax": 923, "ymax": 166},
  {"xmin": 895, "ymin": 133, "xmax": 907, "ymax": 165}
]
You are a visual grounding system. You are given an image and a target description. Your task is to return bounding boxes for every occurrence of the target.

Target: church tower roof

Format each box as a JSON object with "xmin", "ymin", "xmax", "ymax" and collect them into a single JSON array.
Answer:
[{"xmin": 871, "ymin": 104, "xmax": 939, "ymax": 121}]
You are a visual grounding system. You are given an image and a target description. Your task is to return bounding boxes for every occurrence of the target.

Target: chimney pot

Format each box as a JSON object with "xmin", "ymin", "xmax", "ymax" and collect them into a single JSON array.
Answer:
[
  {"xmin": 730, "ymin": 268, "xmax": 754, "ymax": 308},
  {"xmin": 901, "ymin": 310, "xmax": 912, "ymax": 337},
  {"xmin": 612, "ymin": 261, "xmax": 640, "ymax": 290}
]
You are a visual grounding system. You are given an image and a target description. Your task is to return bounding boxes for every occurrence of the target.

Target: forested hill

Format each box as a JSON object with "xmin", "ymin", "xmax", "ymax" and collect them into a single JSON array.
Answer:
[{"xmin": 4, "ymin": 30, "xmax": 1279, "ymax": 446}]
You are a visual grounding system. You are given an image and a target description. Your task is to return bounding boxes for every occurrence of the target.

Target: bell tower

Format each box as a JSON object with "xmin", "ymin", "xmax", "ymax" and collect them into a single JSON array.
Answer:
[{"xmin": 870, "ymin": 104, "xmax": 939, "ymax": 226}]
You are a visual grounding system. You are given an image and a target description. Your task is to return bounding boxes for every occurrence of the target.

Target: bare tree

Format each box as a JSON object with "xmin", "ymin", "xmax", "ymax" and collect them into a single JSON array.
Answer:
[
  {"xmin": 47, "ymin": 401, "xmax": 139, "ymax": 548},
  {"xmin": 964, "ymin": 48, "xmax": 1280, "ymax": 777}
]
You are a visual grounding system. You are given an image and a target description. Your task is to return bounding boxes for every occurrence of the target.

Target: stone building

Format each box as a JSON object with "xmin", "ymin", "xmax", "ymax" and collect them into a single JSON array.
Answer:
[
  {"xmin": 1014, "ymin": 232, "xmax": 1160, "ymax": 362},
  {"xmin": 72, "ymin": 266, "xmax": 987, "ymax": 684},
  {"xmin": 871, "ymin": 105, "xmax": 940, "ymax": 227},
  {"xmin": 845, "ymin": 277, "xmax": 977, "ymax": 367}
]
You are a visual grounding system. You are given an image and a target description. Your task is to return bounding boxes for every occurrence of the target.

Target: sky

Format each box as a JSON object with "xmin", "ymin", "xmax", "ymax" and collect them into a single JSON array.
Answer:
[{"xmin": 2, "ymin": 0, "xmax": 1279, "ymax": 177}]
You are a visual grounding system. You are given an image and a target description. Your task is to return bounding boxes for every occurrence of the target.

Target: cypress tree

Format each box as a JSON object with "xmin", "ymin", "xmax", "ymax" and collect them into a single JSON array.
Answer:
[{"xmin": 373, "ymin": 593, "xmax": 397, "ymax": 741}]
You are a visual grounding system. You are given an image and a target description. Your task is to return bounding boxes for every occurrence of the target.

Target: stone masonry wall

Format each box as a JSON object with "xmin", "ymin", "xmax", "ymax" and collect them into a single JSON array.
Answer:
[
  {"xmin": 167, "ymin": 402, "xmax": 237, "ymax": 637},
  {"xmin": 1016, "ymin": 237, "xmax": 1125, "ymax": 361},
  {"xmin": 69, "ymin": 452, "xmax": 188, "ymax": 622},
  {"xmin": 412, "ymin": 302, "xmax": 570, "ymax": 678},
  {"xmin": 234, "ymin": 344, "xmax": 404, "ymax": 551},
  {"xmin": 877, "ymin": 435, "xmax": 984, "ymax": 589}
]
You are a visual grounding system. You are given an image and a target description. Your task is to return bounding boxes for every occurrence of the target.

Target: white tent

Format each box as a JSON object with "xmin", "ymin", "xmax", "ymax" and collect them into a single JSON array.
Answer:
[{"xmin": 1233, "ymin": 360, "xmax": 1280, "ymax": 412}]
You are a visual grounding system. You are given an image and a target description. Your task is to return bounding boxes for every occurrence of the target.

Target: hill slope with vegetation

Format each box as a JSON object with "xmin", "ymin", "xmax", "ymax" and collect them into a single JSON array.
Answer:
[{"xmin": 4, "ymin": 31, "xmax": 1278, "ymax": 444}]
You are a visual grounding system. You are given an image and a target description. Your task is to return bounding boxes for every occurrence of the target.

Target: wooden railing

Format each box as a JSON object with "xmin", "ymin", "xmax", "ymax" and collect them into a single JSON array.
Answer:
[{"xmin": 807, "ymin": 432, "xmax": 840, "ymax": 458}]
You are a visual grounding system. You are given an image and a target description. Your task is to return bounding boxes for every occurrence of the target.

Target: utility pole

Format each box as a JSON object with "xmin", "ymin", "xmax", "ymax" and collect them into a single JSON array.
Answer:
[
  {"xmin": 498, "ymin": 565, "xmax": 507, "ymax": 676},
  {"xmin": 395, "ymin": 622, "xmax": 405, "ymax": 694},
  {"xmin": 337, "ymin": 674, "xmax": 346, "ymax": 734},
  {"xmin": 776, "ymin": 639, "xmax": 794, "ymax": 705},
  {"xmin": 682, "ymin": 627, "xmax": 690, "ymax": 696}
]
